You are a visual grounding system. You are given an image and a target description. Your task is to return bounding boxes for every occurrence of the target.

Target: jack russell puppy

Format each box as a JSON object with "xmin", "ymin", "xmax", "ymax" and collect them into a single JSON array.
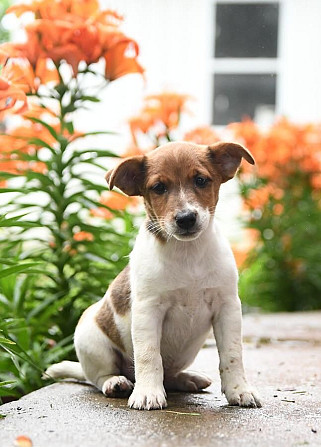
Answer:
[{"xmin": 46, "ymin": 141, "xmax": 262, "ymax": 410}]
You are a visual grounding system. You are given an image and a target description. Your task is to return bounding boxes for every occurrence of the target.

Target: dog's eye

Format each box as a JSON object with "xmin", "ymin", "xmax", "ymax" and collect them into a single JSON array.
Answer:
[
  {"xmin": 151, "ymin": 182, "xmax": 167, "ymax": 195},
  {"xmin": 195, "ymin": 176, "xmax": 209, "ymax": 188}
]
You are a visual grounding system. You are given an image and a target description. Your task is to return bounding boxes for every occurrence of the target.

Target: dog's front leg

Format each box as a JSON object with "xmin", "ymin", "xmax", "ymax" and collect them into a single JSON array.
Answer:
[
  {"xmin": 128, "ymin": 297, "xmax": 167, "ymax": 410},
  {"xmin": 213, "ymin": 297, "xmax": 262, "ymax": 408}
]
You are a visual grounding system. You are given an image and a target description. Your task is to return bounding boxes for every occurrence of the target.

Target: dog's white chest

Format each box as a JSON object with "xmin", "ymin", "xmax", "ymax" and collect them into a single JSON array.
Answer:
[
  {"xmin": 159, "ymin": 286, "xmax": 214, "ymax": 373},
  {"xmin": 163, "ymin": 286, "xmax": 215, "ymax": 327}
]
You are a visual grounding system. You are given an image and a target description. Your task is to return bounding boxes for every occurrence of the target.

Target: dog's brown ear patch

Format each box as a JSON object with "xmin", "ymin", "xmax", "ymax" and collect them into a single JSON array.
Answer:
[
  {"xmin": 105, "ymin": 155, "xmax": 145, "ymax": 196},
  {"xmin": 208, "ymin": 142, "xmax": 255, "ymax": 183}
]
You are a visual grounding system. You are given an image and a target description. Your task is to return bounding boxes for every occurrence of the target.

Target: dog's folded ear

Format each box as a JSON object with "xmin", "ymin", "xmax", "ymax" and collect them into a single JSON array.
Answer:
[
  {"xmin": 105, "ymin": 155, "xmax": 145, "ymax": 196},
  {"xmin": 208, "ymin": 142, "xmax": 255, "ymax": 183}
]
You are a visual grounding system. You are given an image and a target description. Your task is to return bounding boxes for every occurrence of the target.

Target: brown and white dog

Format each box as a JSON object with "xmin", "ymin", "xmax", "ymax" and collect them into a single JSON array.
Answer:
[{"xmin": 46, "ymin": 141, "xmax": 261, "ymax": 410}]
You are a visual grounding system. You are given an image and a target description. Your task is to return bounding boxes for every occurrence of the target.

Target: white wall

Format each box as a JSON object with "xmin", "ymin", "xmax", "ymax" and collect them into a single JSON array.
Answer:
[
  {"xmin": 87, "ymin": 0, "xmax": 321, "ymax": 151},
  {"xmin": 104, "ymin": 0, "xmax": 210, "ymax": 121},
  {"xmin": 82, "ymin": 0, "xmax": 211, "ymax": 151},
  {"xmin": 278, "ymin": 0, "xmax": 321, "ymax": 123}
]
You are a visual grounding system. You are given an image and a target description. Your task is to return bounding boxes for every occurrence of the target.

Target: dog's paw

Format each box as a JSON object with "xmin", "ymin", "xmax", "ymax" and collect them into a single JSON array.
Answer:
[
  {"xmin": 102, "ymin": 375, "xmax": 134, "ymax": 398},
  {"xmin": 128, "ymin": 387, "xmax": 167, "ymax": 410},
  {"xmin": 224, "ymin": 385, "xmax": 262, "ymax": 408},
  {"xmin": 167, "ymin": 371, "xmax": 212, "ymax": 392}
]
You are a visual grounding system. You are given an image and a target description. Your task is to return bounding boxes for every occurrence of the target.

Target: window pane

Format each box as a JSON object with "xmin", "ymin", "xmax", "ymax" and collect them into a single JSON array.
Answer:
[
  {"xmin": 215, "ymin": 3, "xmax": 279, "ymax": 58},
  {"xmin": 213, "ymin": 74, "xmax": 276, "ymax": 125}
]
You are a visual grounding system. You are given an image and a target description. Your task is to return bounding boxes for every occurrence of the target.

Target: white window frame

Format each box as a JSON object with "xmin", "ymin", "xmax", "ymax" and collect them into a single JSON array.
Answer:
[{"xmin": 207, "ymin": 0, "xmax": 284, "ymax": 126}]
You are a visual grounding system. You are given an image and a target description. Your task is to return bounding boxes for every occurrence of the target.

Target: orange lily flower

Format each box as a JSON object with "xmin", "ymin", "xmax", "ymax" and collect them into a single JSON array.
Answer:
[
  {"xmin": 35, "ymin": 58, "xmax": 60, "ymax": 85},
  {"xmin": 73, "ymin": 231, "xmax": 94, "ymax": 241},
  {"xmin": 232, "ymin": 229, "xmax": 260, "ymax": 267},
  {"xmin": 90, "ymin": 207, "xmax": 114, "ymax": 219},
  {"xmin": 129, "ymin": 92, "xmax": 191, "ymax": 141},
  {"xmin": 183, "ymin": 126, "xmax": 220, "ymax": 145},
  {"xmin": 311, "ymin": 174, "xmax": 321, "ymax": 190},
  {"xmin": 99, "ymin": 191, "xmax": 138, "ymax": 210},
  {"xmin": 128, "ymin": 109, "xmax": 159, "ymax": 140},
  {"xmin": 0, "ymin": 158, "xmax": 47, "ymax": 175},
  {"xmin": 121, "ymin": 145, "xmax": 148, "ymax": 158},
  {"xmin": 6, "ymin": 1, "xmax": 143, "ymax": 78},
  {"xmin": 70, "ymin": 0, "xmax": 100, "ymax": 19},
  {"xmin": 231, "ymin": 118, "xmax": 321, "ymax": 186},
  {"xmin": 145, "ymin": 92, "xmax": 192, "ymax": 129},
  {"xmin": 104, "ymin": 39, "xmax": 144, "ymax": 81},
  {"xmin": 0, "ymin": 82, "xmax": 27, "ymax": 116},
  {"xmin": 0, "ymin": 43, "xmax": 59, "ymax": 93},
  {"xmin": 0, "ymin": 54, "xmax": 28, "ymax": 116},
  {"xmin": 91, "ymin": 190, "xmax": 139, "ymax": 220}
]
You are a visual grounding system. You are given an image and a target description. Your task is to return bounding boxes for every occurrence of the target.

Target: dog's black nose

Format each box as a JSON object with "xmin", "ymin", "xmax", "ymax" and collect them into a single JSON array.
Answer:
[{"xmin": 175, "ymin": 210, "xmax": 197, "ymax": 230}]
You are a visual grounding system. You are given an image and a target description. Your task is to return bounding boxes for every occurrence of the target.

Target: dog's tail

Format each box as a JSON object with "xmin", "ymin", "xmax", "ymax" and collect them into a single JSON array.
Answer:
[{"xmin": 43, "ymin": 361, "xmax": 86, "ymax": 381}]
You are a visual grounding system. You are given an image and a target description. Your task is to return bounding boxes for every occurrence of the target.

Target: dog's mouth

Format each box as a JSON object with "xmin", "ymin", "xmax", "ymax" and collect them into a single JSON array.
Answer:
[
  {"xmin": 158, "ymin": 211, "xmax": 211, "ymax": 242},
  {"xmin": 172, "ymin": 227, "xmax": 203, "ymax": 241}
]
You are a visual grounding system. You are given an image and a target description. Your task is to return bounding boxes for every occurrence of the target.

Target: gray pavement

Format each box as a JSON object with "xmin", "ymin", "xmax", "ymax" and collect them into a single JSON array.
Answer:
[{"xmin": 1, "ymin": 312, "xmax": 321, "ymax": 447}]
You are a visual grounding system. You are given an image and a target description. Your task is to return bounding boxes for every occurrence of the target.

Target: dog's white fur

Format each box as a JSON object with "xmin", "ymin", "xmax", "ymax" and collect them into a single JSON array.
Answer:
[{"xmin": 46, "ymin": 141, "xmax": 261, "ymax": 410}]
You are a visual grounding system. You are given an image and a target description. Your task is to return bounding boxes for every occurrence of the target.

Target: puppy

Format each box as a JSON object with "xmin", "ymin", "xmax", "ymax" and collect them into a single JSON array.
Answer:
[{"xmin": 46, "ymin": 141, "xmax": 261, "ymax": 410}]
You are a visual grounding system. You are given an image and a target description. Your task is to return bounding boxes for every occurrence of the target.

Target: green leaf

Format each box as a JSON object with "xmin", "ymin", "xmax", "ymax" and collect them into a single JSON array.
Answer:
[
  {"xmin": 0, "ymin": 387, "xmax": 20, "ymax": 398},
  {"xmin": 0, "ymin": 214, "xmax": 40, "ymax": 228},
  {"xmin": 70, "ymin": 131, "xmax": 116, "ymax": 142},
  {"xmin": 0, "ymin": 172, "xmax": 22, "ymax": 180},
  {"xmin": 64, "ymin": 121, "xmax": 74, "ymax": 134},
  {"xmin": 65, "ymin": 148, "xmax": 118, "ymax": 166},
  {"xmin": 0, "ymin": 337, "xmax": 16, "ymax": 345},
  {"xmin": 0, "ymin": 188, "xmax": 27, "ymax": 193},
  {"xmin": 27, "ymin": 137, "xmax": 57, "ymax": 153},
  {"xmin": 79, "ymin": 95, "xmax": 100, "ymax": 103},
  {"xmin": 4, "ymin": 221, "xmax": 40, "ymax": 229},
  {"xmin": 0, "ymin": 343, "xmax": 43, "ymax": 374},
  {"xmin": 27, "ymin": 293, "xmax": 64, "ymax": 319},
  {"xmin": 0, "ymin": 258, "xmax": 17, "ymax": 266},
  {"xmin": 0, "ymin": 380, "xmax": 16, "ymax": 386},
  {"xmin": 0, "ymin": 263, "xmax": 42, "ymax": 279},
  {"xmin": 25, "ymin": 170, "xmax": 52, "ymax": 186},
  {"xmin": 0, "ymin": 220, "xmax": 40, "ymax": 229},
  {"xmin": 77, "ymin": 160, "xmax": 107, "ymax": 171},
  {"xmin": 26, "ymin": 116, "xmax": 59, "ymax": 141}
]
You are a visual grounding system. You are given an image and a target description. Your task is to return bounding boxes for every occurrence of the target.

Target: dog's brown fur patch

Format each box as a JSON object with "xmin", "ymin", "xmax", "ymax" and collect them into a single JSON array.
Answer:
[
  {"xmin": 109, "ymin": 265, "xmax": 131, "ymax": 316},
  {"xmin": 143, "ymin": 143, "xmax": 222, "ymax": 224},
  {"xmin": 96, "ymin": 300, "xmax": 125, "ymax": 352}
]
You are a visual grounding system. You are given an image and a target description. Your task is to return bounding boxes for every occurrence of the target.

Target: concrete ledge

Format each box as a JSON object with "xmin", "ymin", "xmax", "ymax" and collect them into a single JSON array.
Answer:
[{"xmin": 1, "ymin": 312, "xmax": 321, "ymax": 447}]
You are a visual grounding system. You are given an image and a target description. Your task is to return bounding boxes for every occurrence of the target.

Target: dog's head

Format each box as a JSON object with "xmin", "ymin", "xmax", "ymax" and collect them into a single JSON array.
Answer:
[{"xmin": 106, "ymin": 142, "xmax": 254, "ymax": 241}]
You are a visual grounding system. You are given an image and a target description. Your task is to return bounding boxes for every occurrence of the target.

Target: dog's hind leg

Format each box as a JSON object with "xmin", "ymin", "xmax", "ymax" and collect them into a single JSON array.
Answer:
[
  {"xmin": 165, "ymin": 371, "xmax": 212, "ymax": 392},
  {"xmin": 74, "ymin": 303, "xmax": 134, "ymax": 398},
  {"xmin": 44, "ymin": 360, "xmax": 86, "ymax": 381}
]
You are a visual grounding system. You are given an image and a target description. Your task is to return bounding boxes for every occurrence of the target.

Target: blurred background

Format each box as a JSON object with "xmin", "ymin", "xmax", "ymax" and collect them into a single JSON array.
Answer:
[{"xmin": 77, "ymin": 0, "xmax": 321, "ymax": 129}]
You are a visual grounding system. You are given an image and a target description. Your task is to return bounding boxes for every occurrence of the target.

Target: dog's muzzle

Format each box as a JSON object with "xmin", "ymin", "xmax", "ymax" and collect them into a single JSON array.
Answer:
[
  {"xmin": 172, "ymin": 209, "xmax": 203, "ymax": 240},
  {"xmin": 175, "ymin": 210, "xmax": 197, "ymax": 231}
]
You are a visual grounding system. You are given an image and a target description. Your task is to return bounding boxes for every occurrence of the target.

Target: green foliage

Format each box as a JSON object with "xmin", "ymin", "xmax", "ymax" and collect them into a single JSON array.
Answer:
[
  {"xmin": 0, "ymin": 1, "xmax": 10, "ymax": 43},
  {"xmin": 239, "ymin": 171, "xmax": 321, "ymax": 311},
  {"xmin": 0, "ymin": 66, "xmax": 138, "ymax": 402}
]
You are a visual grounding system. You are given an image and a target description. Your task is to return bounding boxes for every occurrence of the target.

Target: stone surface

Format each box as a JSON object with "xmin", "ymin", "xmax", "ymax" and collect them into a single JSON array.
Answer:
[{"xmin": 1, "ymin": 312, "xmax": 321, "ymax": 447}]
